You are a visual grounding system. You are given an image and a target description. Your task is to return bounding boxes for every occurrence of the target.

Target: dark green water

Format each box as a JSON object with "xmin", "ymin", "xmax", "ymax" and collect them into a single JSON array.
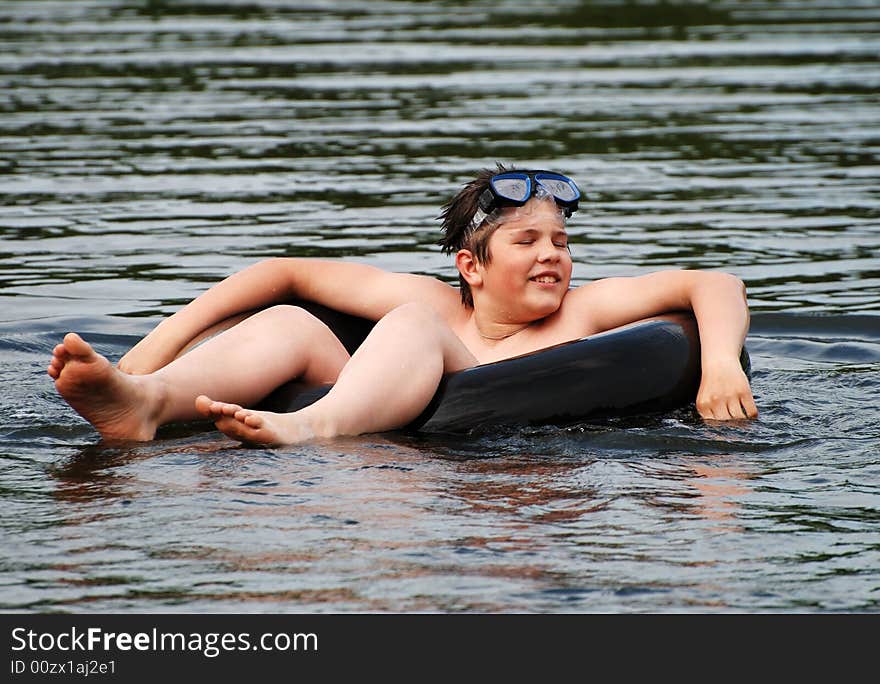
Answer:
[{"xmin": 1, "ymin": 0, "xmax": 878, "ymax": 612}]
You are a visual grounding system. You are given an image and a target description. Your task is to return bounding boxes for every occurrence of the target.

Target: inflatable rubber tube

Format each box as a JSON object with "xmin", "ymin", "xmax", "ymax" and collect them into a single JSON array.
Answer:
[{"xmin": 257, "ymin": 302, "xmax": 750, "ymax": 433}]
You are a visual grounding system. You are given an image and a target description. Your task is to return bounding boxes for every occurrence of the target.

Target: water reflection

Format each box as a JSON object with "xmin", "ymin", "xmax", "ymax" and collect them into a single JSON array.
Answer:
[{"xmin": 685, "ymin": 462, "xmax": 751, "ymax": 526}]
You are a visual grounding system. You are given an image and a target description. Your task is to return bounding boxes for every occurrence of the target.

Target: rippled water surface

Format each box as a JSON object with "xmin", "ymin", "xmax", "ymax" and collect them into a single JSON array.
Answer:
[{"xmin": 1, "ymin": 1, "xmax": 879, "ymax": 612}]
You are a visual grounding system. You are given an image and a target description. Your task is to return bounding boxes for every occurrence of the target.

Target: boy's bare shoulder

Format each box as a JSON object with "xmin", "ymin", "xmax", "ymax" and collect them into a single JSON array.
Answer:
[
  {"xmin": 555, "ymin": 276, "xmax": 657, "ymax": 335},
  {"xmin": 552, "ymin": 280, "xmax": 612, "ymax": 335}
]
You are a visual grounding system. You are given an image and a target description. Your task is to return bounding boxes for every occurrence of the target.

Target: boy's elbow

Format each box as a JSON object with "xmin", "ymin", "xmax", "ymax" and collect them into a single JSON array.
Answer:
[
  {"xmin": 261, "ymin": 256, "xmax": 305, "ymax": 277},
  {"xmin": 262, "ymin": 256, "xmax": 293, "ymax": 269},
  {"xmin": 708, "ymin": 271, "xmax": 746, "ymax": 297},
  {"xmin": 719, "ymin": 272, "xmax": 749, "ymax": 309},
  {"xmin": 250, "ymin": 256, "xmax": 282, "ymax": 272},
  {"xmin": 721, "ymin": 271, "xmax": 745, "ymax": 290},
  {"xmin": 690, "ymin": 271, "xmax": 747, "ymax": 307},
  {"xmin": 257, "ymin": 257, "xmax": 302, "ymax": 295},
  {"xmin": 729, "ymin": 273, "xmax": 747, "ymax": 301}
]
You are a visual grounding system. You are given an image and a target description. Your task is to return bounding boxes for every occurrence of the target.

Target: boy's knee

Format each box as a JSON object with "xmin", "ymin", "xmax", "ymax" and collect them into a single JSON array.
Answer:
[
  {"xmin": 257, "ymin": 305, "xmax": 330, "ymax": 336},
  {"xmin": 260, "ymin": 303, "xmax": 309, "ymax": 320}
]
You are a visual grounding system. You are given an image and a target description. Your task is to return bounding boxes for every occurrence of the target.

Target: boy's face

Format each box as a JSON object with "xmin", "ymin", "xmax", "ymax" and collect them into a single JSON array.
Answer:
[{"xmin": 479, "ymin": 199, "xmax": 573, "ymax": 320}]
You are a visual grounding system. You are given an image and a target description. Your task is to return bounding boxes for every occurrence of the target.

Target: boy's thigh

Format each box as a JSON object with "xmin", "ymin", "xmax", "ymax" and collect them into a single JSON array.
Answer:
[{"xmin": 177, "ymin": 305, "xmax": 351, "ymax": 379}]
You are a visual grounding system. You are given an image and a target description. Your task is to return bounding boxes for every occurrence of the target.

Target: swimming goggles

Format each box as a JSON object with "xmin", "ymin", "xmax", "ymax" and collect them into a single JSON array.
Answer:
[{"xmin": 470, "ymin": 170, "xmax": 581, "ymax": 230}]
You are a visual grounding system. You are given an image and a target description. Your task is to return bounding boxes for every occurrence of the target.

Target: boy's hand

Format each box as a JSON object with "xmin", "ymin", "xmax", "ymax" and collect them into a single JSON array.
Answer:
[{"xmin": 696, "ymin": 356, "xmax": 758, "ymax": 420}]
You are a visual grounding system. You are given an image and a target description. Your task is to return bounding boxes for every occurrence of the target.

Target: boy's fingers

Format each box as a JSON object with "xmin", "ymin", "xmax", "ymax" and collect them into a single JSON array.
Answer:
[
  {"xmin": 724, "ymin": 393, "xmax": 758, "ymax": 420},
  {"xmin": 727, "ymin": 398, "xmax": 745, "ymax": 419},
  {"xmin": 741, "ymin": 393, "xmax": 759, "ymax": 418},
  {"xmin": 697, "ymin": 392, "xmax": 758, "ymax": 421},
  {"xmin": 698, "ymin": 400, "xmax": 720, "ymax": 420}
]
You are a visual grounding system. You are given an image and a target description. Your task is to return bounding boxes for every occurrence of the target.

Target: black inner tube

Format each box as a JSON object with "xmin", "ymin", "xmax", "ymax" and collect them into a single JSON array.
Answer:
[{"xmin": 256, "ymin": 301, "xmax": 751, "ymax": 433}]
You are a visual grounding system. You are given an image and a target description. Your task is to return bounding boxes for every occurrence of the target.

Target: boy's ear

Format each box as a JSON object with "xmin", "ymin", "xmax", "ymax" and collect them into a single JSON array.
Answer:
[{"xmin": 455, "ymin": 249, "xmax": 483, "ymax": 287}]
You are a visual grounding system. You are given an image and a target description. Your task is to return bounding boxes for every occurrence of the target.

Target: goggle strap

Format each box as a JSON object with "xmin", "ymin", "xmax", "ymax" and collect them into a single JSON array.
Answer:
[
  {"xmin": 477, "ymin": 188, "xmax": 496, "ymax": 214},
  {"xmin": 469, "ymin": 206, "xmax": 491, "ymax": 232}
]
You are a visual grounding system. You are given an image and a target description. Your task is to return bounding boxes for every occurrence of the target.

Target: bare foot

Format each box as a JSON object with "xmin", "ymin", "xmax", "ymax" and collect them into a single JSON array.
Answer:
[
  {"xmin": 195, "ymin": 395, "xmax": 320, "ymax": 446},
  {"xmin": 48, "ymin": 333, "xmax": 163, "ymax": 441}
]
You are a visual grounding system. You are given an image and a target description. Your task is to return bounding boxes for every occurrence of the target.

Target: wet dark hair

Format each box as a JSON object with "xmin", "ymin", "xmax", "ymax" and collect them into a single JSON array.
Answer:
[{"xmin": 438, "ymin": 163, "xmax": 516, "ymax": 307}]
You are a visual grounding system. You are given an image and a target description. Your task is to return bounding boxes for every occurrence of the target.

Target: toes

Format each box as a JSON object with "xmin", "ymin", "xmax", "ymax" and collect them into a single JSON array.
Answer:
[
  {"xmin": 197, "ymin": 397, "xmax": 225, "ymax": 416},
  {"xmin": 214, "ymin": 416, "xmax": 261, "ymax": 443},
  {"xmin": 241, "ymin": 412, "xmax": 263, "ymax": 428},
  {"xmin": 63, "ymin": 332, "xmax": 93, "ymax": 356},
  {"xmin": 48, "ymin": 344, "xmax": 74, "ymax": 378},
  {"xmin": 194, "ymin": 395, "xmax": 245, "ymax": 418},
  {"xmin": 194, "ymin": 395, "xmax": 214, "ymax": 416},
  {"xmin": 195, "ymin": 397, "xmax": 271, "ymax": 440},
  {"xmin": 218, "ymin": 402, "xmax": 242, "ymax": 417},
  {"xmin": 50, "ymin": 344, "xmax": 70, "ymax": 374},
  {"xmin": 206, "ymin": 401, "xmax": 242, "ymax": 417}
]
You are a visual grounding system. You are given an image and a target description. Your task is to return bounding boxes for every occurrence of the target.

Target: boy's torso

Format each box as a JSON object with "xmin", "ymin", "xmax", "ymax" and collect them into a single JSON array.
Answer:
[{"xmin": 448, "ymin": 288, "xmax": 595, "ymax": 365}]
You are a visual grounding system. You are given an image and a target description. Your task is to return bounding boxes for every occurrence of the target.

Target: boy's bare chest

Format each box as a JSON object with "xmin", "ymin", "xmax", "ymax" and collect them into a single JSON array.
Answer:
[{"xmin": 457, "ymin": 321, "xmax": 589, "ymax": 365}]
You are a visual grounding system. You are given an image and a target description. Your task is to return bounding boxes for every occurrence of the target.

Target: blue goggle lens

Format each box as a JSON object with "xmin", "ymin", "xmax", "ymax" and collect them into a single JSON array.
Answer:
[
  {"xmin": 490, "ymin": 171, "xmax": 580, "ymax": 206},
  {"xmin": 534, "ymin": 173, "xmax": 580, "ymax": 203},
  {"xmin": 491, "ymin": 174, "xmax": 531, "ymax": 202}
]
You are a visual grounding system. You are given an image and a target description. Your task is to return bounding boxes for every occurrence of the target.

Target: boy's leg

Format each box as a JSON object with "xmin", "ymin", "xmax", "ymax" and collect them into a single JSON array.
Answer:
[
  {"xmin": 197, "ymin": 302, "xmax": 478, "ymax": 445},
  {"xmin": 48, "ymin": 305, "xmax": 349, "ymax": 441}
]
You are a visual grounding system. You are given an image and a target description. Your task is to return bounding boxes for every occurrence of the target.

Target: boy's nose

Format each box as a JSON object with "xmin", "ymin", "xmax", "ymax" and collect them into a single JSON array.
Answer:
[{"xmin": 537, "ymin": 240, "xmax": 560, "ymax": 262}]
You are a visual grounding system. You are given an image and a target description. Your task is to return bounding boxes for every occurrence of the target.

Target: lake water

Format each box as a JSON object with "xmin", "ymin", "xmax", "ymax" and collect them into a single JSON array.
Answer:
[{"xmin": 1, "ymin": 0, "xmax": 879, "ymax": 613}]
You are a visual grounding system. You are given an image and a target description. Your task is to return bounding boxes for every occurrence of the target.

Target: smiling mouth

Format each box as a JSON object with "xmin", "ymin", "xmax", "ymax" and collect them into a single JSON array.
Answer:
[{"xmin": 530, "ymin": 275, "xmax": 560, "ymax": 284}]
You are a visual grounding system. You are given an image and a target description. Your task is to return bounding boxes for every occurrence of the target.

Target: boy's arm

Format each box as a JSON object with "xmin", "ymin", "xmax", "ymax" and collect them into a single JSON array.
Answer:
[
  {"xmin": 570, "ymin": 270, "xmax": 758, "ymax": 420},
  {"xmin": 118, "ymin": 257, "xmax": 458, "ymax": 374}
]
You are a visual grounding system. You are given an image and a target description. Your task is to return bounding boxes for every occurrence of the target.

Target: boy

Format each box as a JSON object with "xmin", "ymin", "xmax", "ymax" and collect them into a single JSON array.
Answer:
[{"xmin": 48, "ymin": 166, "xmax": 757, "ymax": 445}]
